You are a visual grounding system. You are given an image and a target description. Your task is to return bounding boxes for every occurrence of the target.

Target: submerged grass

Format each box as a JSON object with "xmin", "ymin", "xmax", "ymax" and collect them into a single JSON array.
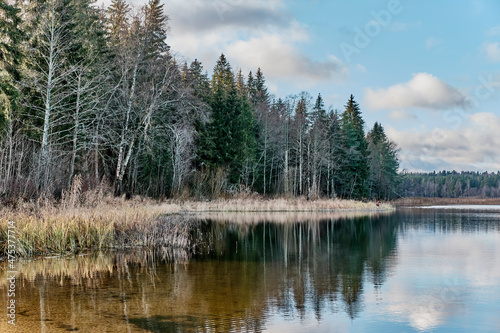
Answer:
[{"xmin": 0, "ymin": 193, "xmax": 392, "ymax": 257}]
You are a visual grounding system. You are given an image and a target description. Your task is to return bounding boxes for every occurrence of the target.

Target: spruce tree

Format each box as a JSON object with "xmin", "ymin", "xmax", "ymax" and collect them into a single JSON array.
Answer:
[
  {"xmin": 107, "ymin": 0, "xmax": 130, "ymax": 45},
  {"xmin": 143, "ymin": 0, "xmax": 169, "ymax": 56},
  {"xmin": 340, "ymin": 95, "xmax": 370, "ymax": 198},
  {"xmin": 200, "ymin": 55, "xmax": 258, "ymax": 187},
  {"xmin": 367, "ymin": 122, "xmax": 400, "ymax": 199},
  {"xmin": 0, "ymin": 0, "xmax": 24, "ymax": 132},
  {"xmin": 327, "ymin": 110, "xmax": 346, "ymax": 198},
  {"xmin": 211, "ymin": 53, "xmax": 234, "ymax": 96},
  {"xmin": 235, "ymin": 68, "xmax": 247, "ymax": 98},
  {"xmin": 189, "ymin": 59, "xmax": 211, "ymax": 102}
]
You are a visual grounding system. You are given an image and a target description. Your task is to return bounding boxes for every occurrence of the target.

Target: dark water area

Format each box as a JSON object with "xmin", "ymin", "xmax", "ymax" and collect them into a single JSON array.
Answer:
[{"xmin": 1, "ymin": 209, "xmax": 500, "ymax": 332}]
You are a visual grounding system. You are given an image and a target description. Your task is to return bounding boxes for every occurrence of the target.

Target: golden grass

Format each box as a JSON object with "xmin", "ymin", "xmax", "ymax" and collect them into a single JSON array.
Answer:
[
  {"xmin": 192, "ymin": 210, "xmax": 393, "ymax": 224},
  {"xmin": 394, "ymin": 196, "xmax": 500, "ymax": 206},
  {"xmin": 178, "ymin": 197, "xmax": 393, "ymax": 212},
  {"xmin": 0, "ymin": 195, "xmax": 393, "ymax": 257}
]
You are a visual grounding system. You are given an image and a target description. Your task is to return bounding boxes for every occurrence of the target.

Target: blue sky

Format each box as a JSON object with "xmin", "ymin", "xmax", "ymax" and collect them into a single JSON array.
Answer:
[{"xmin": 101, "ymin": 0, "xmax": 500, "ymax": 172}]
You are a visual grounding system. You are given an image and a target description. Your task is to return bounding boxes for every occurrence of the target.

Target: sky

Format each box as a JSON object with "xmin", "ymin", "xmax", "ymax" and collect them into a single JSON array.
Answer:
[{"xmin": 100, "ymin": 0, "xmax": 500, "ymax": 173}]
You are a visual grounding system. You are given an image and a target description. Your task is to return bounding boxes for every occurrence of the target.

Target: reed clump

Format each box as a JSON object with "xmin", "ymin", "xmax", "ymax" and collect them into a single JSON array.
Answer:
[{"xmin": 0, "ymin": 185, "xmax": 188, "ymax": 256}]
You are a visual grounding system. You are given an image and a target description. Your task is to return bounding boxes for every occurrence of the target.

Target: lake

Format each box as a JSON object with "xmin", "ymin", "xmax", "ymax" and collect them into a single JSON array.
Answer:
[{"xmin": 1, "ymin": 208, "xmax": 500, "ymax": 332}]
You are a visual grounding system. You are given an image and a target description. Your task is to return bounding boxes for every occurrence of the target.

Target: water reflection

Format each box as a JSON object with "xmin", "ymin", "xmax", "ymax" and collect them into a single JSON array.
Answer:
[
  {"xmin": 193, "ymin": 213, "xmax": 398, "ymax": 323},
  {"xmin": 1, "ymin": 210, "xmax": 500, "ymax": 332}
]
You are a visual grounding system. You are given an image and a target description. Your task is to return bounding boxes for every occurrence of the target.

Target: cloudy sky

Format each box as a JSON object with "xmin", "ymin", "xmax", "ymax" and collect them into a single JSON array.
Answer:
[{"xmin": 100, "ymin": 0, "xmax": 500, "ymax": 172}]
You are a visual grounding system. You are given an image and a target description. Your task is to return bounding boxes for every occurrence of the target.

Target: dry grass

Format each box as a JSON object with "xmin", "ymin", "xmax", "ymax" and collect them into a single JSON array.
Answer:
[
  {"xmin": 394, "ymin": 197, "xmax": 500, "ymax": 207},
  {"xmin": 178, "ymin": 197, "xmax": 392, "ymax": 212},
  {"xmin": 192, "ymin": 210, "xmax": 393, "ymax": 225},
  {"xmin": 0, "ymin": 189, "xmax": 393, "ymax": 257},
  {"xmin": 0, "ymin": 196, "xmax": 193, "ymax": 257}
]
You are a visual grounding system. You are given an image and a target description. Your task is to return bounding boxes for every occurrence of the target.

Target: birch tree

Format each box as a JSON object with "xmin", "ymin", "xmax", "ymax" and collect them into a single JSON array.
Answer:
[{"xmin": 22, "ymin": 1, "xmax": 74, "ymax": 193}]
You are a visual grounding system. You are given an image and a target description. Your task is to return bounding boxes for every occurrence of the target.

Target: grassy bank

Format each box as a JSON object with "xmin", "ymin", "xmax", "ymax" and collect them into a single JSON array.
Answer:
[
  {"xmin": 0, "ymin": 195, "xmax": 392, "ymax": 257},
  {"xmin": 394, "ymin": 197, "xmax": 500, "ymax": 207}
]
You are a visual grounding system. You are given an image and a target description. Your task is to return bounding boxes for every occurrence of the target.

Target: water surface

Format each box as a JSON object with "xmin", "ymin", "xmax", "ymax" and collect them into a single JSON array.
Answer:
[{"xmin": 1, "ymin": 209, "xmax": 500, "ymax": 332}]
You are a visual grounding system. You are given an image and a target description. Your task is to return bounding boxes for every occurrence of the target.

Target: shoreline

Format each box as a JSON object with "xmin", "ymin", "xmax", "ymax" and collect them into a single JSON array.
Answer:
[
  {"xmin": 0, "ymin": 197, "xmax": 393, "ymax": 258},
  {"xmin": 393, "ymin": 197, "xmax": 500, "ymax": 207}
]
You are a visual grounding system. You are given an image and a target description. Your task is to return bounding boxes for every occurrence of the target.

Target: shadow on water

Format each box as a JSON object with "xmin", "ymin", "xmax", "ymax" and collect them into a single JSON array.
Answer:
[
  {"xmin": 128, "ymin": 315, "xmax": 200, "ymax": 333},
  {"xmin": 0, "ymin": 211, "xmax": 401, "ymax": 332}
]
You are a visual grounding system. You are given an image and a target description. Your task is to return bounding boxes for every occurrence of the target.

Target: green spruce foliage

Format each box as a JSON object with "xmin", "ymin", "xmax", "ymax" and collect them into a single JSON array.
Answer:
[
  {"xmin": 340, "ymin": 95, "xmax": 370, "ymax": 199},
  {"xmin": 367, "ymin": 122, "xmax": 400, "ymax": 200}
]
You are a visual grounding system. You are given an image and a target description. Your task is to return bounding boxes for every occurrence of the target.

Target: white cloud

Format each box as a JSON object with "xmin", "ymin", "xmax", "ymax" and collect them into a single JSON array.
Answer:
[
  {"xmin": 365, "ymin": 73, "xmax": 467, "ymax": 111},
  {"xmin": 159, "ymin": 0, "xmax": 347, "ymax": 87},
  {"xmin": 356, "ymin": 64, "xmax": 367, "ymax": 73},
  {"xmin": 166, "ymin": 0, "xmax": 287, "ymax": 34},
  {"xmin": 389, "ymin": 110, "xmax": 417, "ymax": 121},
  {"xmin": 426, "ymin": 37, "xmax": 443, "ymax": 49},
  {"xmin": 482, "ymin": 42, "xmax": 500, "ymax": 62},
  {"xmin": 227, "ymin": 35, "xmax": 348, "ymax": 83},
  {"xmin": 386, "ymin": 112, "xmax": 500, "ymax": 171},
  {"xmin": 487, "ymin": 25, "xmax": 500, "ymax": 36}
]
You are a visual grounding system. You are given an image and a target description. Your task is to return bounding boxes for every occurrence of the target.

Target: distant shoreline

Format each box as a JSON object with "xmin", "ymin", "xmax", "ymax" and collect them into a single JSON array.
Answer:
[{"xmin": 393, "ymin": 197, "xmax": 500, "ymax": 207}]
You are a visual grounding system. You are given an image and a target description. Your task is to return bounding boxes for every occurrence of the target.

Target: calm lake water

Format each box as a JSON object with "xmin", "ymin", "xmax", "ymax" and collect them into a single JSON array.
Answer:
[{"xmin": 2, "ymin": 208, "xmax": 500, "ymax": 332}]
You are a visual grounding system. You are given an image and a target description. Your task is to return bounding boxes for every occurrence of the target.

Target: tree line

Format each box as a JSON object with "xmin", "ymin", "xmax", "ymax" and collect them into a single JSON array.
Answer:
[
  {"xmin": 0, "ymin": 0, "xmax": 400, "ymax": 202},
  {"xmin": 399, "ymin": 171, "xmax": 500, "ymax": 198}
]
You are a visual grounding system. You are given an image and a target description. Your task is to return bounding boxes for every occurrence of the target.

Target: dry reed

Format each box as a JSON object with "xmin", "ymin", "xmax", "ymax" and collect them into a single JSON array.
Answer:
[
  {"xmin": 394, "ymin": 196, "xmax": 500, "ymax": 206},
  {"xmin": 0, "ymin": 186, "xmax": 393, "ymax": 257}
]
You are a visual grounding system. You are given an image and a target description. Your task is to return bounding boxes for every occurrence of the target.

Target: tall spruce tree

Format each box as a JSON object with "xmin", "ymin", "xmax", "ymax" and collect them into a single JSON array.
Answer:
[
  {"xmin": 0, "ymin": 0, "xmax": 24, "ymax": 132},
  {"xmin": 143, "ymin": 0, "xmax": 169, "ymax": 56},
  {"xmin": 200, "ymin": 54, "xmax": 257, "ymax": 187},
  {"xmin": 107, "ymin": 0, "xmax": 130, "ymax": 45},
  {"xmin": 340, "ymin": 95, "xmax": 369, "ymax": 198},
  {"xmin": 367, "ymin": 122, "xmax": 400, "ymax": 199}
]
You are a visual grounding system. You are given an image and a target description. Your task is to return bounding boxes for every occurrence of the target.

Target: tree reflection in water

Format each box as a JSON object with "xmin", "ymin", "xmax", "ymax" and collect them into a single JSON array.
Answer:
[{"xmin": 0, "ymin": 212, "xmax": 398, "ymax": 332}]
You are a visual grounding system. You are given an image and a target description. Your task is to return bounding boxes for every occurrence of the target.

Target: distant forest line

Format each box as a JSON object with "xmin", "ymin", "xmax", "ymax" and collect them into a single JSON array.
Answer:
[
  {"xmin": 0, "ymin": 0, "xmax": 400, "ymax": 202},
  {"xmin": 399, "ymin": 171, "xmax": 500, "ymax": 199}
]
